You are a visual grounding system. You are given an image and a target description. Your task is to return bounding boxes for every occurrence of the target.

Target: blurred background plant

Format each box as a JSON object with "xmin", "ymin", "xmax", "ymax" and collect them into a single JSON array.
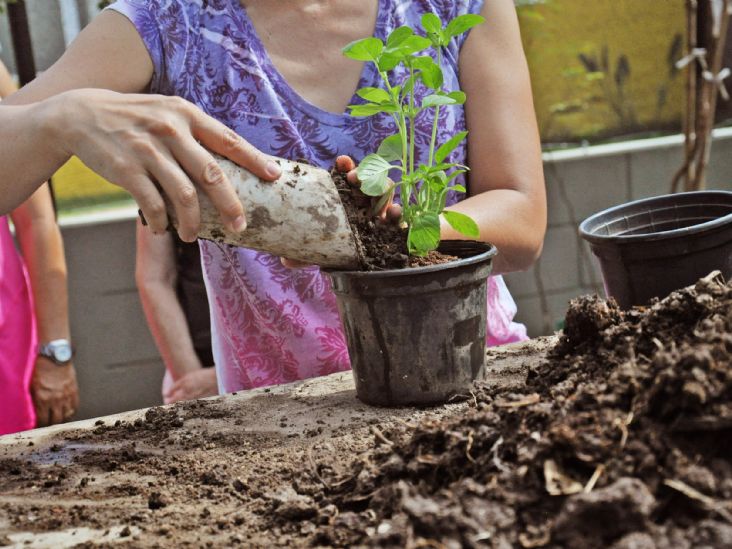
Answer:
[
  {"xmin": 673, "ymin": 0, "xmax": 731, "ymax": 192},
  {"xmin": 0, "ymin": 0, "xmax": 16, "ymax": 13},
  {"xmin": 517, "ymin": 0, "xmax": 686, "ymax": 145}
]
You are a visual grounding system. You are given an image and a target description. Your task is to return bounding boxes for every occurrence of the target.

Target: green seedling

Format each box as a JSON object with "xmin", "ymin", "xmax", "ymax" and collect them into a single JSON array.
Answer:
[{"xmin": 343, "ymin": 12, "xmax": 485, "ymax": 256}]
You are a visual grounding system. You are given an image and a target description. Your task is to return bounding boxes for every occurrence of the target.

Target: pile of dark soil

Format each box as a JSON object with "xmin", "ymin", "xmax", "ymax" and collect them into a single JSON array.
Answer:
[
  {"xmin": 3, "ymin": 274, "xmax": 729, "ymax": 547},
  {"xmin": 296, "ymin": 272, "xmax": 732, "ymax": 548},
  {"xmin": 332, "ymin": 170, "xmax": 457, "ymax": 271}
]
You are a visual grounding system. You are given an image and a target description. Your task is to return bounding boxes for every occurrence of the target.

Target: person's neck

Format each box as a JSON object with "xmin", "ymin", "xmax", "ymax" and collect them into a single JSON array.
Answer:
[{"xmin": 240, "ymin": 0, "xmax": 381, "ymax": 114}]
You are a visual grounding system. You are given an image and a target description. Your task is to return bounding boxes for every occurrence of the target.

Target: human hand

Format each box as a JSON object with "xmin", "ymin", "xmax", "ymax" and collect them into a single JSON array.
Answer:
[
  {"xmin": 163, "ymin": 368, "xmax": 218, "ymax": 404},
  {"xmin": 280, "ymin": 155, "xmax": 401, "ymax": 269},
  {"xmin": 51, "ymin": 89, "xmax": 282, "ymax": 242},
  {"xmin": 335, "ymin": 155, "xmax": 403, "ymax": 224},
  {"xmin": 31, "ymin": 357, "xmax": 80, "ymax": 427}
]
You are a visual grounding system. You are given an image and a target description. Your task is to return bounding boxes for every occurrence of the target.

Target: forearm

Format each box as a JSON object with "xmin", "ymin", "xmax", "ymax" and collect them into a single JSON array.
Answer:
[
  {"xmin": 452, "ymin": 0, "xmax": 546, "ymax": 276},
  {"xmin": 0, "ymin": 99, "xmax": 71, "ymax": 215},
  {"xmin": 443, "ymin": 188, "xmax": 544, "ymax": 275},
  {"xmin": 138, "ymin": 283, "xmax": 203, "ymax": 379},
  {"xmin": 12, "ymin": 188, "xmax": 70, "ymax": 342}
]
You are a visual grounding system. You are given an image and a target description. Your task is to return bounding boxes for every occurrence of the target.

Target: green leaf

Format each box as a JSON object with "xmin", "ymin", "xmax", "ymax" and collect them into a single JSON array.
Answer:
[
  {"xmin": 347, "ymin": 103, "xmax": 399, "ymax": 117},
  {"xmin": 356, "ymin": 87, "xmax": 392, "ymax": 104},
  {"xmin": 442, "ymin": 210, "xmax": 480, "ymax": 238},
  {"xmin": 401, "ymin": 74, "xmax": 417, "ymax": 100},
  {"xmin": 445, "ymin": 14, "xmax": 485, "ymax": 38},
  {"xmin": 435, "ymin": 131, "xmax": 468, "ymax": 163},
  {"xmin": 427, "ymin": 175, "xmax": 446, "ymax": 193},
  {"xmin": 342, "ymin": 37, "xmax": 384, "ymax": 62},
  {"xmin": 446, "ymin": 91, "xmax": 466, "ymax": 104},
  {"xmin": 357, "ymin": 154, "xmax": 394, "ymax": 196},
  {"xmin": 377, "ymin": 134, "xmax": 403, "ymax": 162},
  {"xmin": 408, "ymin": 212, "xmax": 441, "ymax": 255},
  {"xmin": 418, "ymin": 184, "xmax": 430, "ymax": 208},
  {"xmin": 438, "ymin": 190, "xmax": 449, "ymax": 212},
  {"xmin": 450, "ymin": 183, "xmax": 467, "ymax": 192},
  {"xmin": 378, "ymin": 53, "xmax": 401, "ymax": 72},
  {"xmin": 422, "ymin": 94, "xmax": 457, "ymax": 108},
  {"xmin": 386, "ymin": 26, "xmax": 414, "ymax": 48},
  {"xmin": 413, "ymin": 56, "xmax": 443, "ymax": 90},
  {"xmin": 432, "ymin": 162, "xmax": 461, "ymax": 171},
  {"xmin": 421, "ymin": 13, "xmax": 444, "ymax": 45},
  {"xmin": 387, "ymin": 35, "xmax": 432, "ymax": 57}
]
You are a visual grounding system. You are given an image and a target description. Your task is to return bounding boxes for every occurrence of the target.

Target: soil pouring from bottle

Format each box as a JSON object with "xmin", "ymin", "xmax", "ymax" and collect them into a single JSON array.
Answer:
[
  {"xmin": 579, "ymin": 190, "xmax": 732, "ymax": 308},
  {"xmin": 165, "ymin": 154, "xmax": 361, "ymax": 270},
  {"xmin": 328, "ymin": 241, "xmax": 497, "ymax": 407}
]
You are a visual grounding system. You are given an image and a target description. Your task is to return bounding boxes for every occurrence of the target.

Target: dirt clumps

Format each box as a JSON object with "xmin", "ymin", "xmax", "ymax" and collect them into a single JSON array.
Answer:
[
  {"xmin": 332, "ymin": 170, "xmax": 457, "ymax": 270},
  {"xmin": 299, "ymin": 272, "xmax": 732, "ymax": 547},
  {"xmin": 2, "ymin": 274, "xmax": 730, "ymax": 547}
]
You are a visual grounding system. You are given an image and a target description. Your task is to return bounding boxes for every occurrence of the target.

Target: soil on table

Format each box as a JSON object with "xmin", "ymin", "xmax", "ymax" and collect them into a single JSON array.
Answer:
[
  {"xmin": 331, "ymin": 170, "xmax": 457, "ymax": 271},
  {"xmin": 299, "ymin": 271, "xmax": 732, "ymax": 548},
  {"xmin": 1, "ymin": 274, "xmax": 731, "ymax": 548}
]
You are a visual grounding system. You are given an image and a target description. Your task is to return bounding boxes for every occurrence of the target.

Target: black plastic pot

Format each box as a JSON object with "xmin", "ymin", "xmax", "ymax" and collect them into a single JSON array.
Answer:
[
  {"xmin": 579, "ymin": 190, "xmax": 732, "ymax": 308},
  {"xmin": 327, "ymin": 241, "xmax": 497, "ymax": 407}
]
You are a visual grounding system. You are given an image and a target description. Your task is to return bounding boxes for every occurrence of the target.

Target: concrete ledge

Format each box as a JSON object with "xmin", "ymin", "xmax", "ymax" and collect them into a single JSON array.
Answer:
[{"xmin": 542, "ymin": 126, "xmax": 732, "ymax": 163}]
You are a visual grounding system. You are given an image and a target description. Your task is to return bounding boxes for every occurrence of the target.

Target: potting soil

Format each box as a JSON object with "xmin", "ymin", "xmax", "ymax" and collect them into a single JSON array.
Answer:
[
  {"xmin": 303, "ymin": 271, "xmax": 732, "ymax": 548},
  {"xmin": 332, "ymin": 170, "xmax": 457, "ymax": 270},
  {"xmin": 1, "ymin": 274, "xmax": 730, "ymax": 547}
]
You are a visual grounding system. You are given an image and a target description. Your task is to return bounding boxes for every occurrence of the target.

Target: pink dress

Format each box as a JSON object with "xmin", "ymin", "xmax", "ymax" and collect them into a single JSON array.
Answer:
[{"xmin": 0, "ymin": 216, "xmax": 36, "ymax": 435}]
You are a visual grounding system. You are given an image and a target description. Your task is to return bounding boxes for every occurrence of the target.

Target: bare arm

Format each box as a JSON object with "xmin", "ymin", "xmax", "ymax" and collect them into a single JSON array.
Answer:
[
  {"xmin": 10, "ymin": 185, "xmax": 79, "ymax": 426},
  {"xmin": 445, "ymin": 0, "xmax": 547, "ymax": 274},
  {"xmin": 10, "ymin": 186, "xmax": 70, "ymax": 354},
  {"xmin": 135, "ymin": 221, "xmax": 203, "ymax": 380},
  {"xmin": 0, "ymin": 11, "xmax": 281, "ymax": 240}
]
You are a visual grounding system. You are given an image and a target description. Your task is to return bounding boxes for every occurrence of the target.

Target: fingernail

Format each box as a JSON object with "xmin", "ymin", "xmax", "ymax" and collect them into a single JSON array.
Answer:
[
  {"xmin": 266, "ymin": 160, "xmax": 281, "ymax": 179},
  {"xmin": 232, "ymin": 215, "xmax": 247, "ymax": 232}
]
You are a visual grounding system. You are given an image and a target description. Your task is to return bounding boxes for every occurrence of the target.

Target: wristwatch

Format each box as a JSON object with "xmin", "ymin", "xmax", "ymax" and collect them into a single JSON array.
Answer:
[{"xmin": 38, "ymin": 339, "xmax": 75, "ymax": 366}]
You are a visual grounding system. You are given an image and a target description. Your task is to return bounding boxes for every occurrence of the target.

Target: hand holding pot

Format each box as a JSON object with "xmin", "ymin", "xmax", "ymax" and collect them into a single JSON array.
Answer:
[
  {"xmin": 280, "ymin": 155, "xmax": 401, "ymax": 269},
  {"xmin": 50, "ymin": 89, "xmax": 282, "ymax": 242}
]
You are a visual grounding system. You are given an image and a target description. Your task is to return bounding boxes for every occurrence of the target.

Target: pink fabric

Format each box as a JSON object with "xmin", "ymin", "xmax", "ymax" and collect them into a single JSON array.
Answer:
[
  {"xmin": 0, "ymin": 216, "xmax": 36, "ymax": 435},
  {"xmin": 486, "ymin": 276, "xmax": 528, "ymax": 346}
]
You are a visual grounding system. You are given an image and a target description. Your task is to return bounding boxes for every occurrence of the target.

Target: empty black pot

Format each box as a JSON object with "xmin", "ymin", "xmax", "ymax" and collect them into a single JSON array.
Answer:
[
  {"xmin": 579, "ymin": 190, "xmax": 732, "ymax": 308},
  {"xmin": 327, "ymin": 241, "xmax": 497, "ymax": 407}
]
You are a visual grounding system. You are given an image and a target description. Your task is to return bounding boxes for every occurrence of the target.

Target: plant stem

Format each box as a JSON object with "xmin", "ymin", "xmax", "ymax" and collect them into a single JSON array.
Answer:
[
  {"xmin": 427, "ymin": 49, "xmax": 444, "ymax": 168},
  {"xmin": 408, "ymin": 64, "xmax": 416, "ymax": 177},
  {"xmin": 379, "ymin": 69, "xmax": 410, "ymax": 209}
]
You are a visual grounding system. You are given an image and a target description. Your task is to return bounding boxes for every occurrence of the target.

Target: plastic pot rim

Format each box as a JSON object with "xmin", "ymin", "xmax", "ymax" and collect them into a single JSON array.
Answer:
[
  {"xmin": 325, "ymin": 240, "xmax": 498, "ymax": 278},
  {"xmin": 579, "ymin": 190, "xmax": 732, "ymax": 245}
]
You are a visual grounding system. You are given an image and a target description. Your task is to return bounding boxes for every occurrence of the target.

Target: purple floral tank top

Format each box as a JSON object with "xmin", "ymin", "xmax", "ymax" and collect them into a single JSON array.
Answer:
[{"xmin": 110, "ymin": 0, "xmax": 527, "ymax": 393}]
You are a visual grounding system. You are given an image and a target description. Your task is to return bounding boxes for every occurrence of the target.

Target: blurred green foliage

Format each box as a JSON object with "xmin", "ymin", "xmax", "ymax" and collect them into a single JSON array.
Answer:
[{"xmin": 0, "ymin": 0, "xmax": 16, "ymax": 14}]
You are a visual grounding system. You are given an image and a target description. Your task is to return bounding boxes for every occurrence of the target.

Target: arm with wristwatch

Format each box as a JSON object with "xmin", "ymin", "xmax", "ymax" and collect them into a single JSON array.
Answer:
[
  {"xmin": 11, "ymin": 188, "xmax": 79, "ymax": 426},
  {"xmin": 2, "ymin": 59, "xmax": 79, "ymax": 427}
]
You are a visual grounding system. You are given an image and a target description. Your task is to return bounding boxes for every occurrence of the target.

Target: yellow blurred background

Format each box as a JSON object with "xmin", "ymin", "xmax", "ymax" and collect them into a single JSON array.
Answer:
[{"xmin": 519, "ymin": 0, "xmax": 685, "ymax": 143}]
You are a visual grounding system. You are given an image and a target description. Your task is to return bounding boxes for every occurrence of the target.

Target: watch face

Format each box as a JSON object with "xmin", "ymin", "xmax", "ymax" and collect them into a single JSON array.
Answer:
[{"xmin": 53, "ymin": 343, "xmax": 73, "ymax": 363}]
